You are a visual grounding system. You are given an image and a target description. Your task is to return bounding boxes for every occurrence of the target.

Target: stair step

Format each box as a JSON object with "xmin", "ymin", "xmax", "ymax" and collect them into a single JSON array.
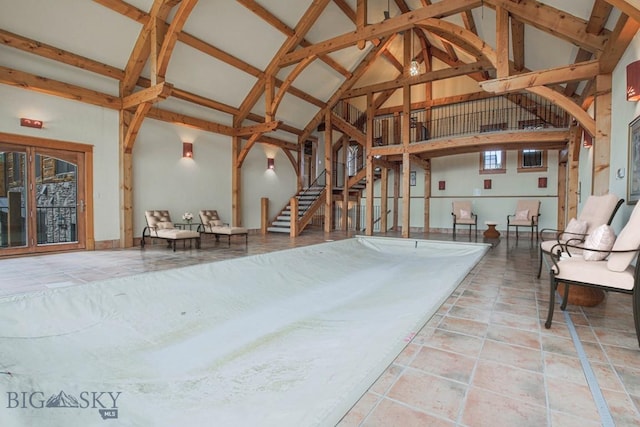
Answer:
[
  {"xmin": 267, "ymin": 227, "xmax": 291, "ymax": 233},
  {"xmin": 272, "ymin": 220, "xmax": 291, "ymax": 226}
]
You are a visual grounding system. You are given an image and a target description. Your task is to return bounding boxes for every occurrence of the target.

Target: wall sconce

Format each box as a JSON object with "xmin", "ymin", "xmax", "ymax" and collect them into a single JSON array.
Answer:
[
  {"xmin": 582, "ymin": 131, "xmax": 593, "ymax": 148},
  {"xmin": 267, "ymin": 157, "xmax": 275, "ymax": 170},
  {"xmin": 628, "ymin": 60, "xmax": 640, "ymax": 101},
  {"xmin": 182, "ymin": 142, "xmax": 193, "ymax": 158},
  {"xmin": 20, "ymin": 118, "xmax": 43, "ymax": 129},
  {"xmin": 484, "ymin": 179, "xmax": 492, "ymax": 190},
  {"xmin": 438, "ymin": 180, "xmax": 445, "ymax": 190}
]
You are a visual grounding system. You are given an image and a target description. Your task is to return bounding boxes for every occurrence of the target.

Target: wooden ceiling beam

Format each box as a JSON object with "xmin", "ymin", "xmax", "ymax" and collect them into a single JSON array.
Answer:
[
  {"xmin": 480, "ymin": 60, "xmax": 600, "ymax": 93},
  {"xmin": 0, "ymin": 29, "xmax": 125, "ymax": 81},
  {"xmin": 255, "ymin": 135, "xmax": 299, "ymax": 151},
  {"xmin": 483, "ymin": 0, "xmax": 610, "ymax": 54},
  {"xmin": 235, "ymin": 0, "xmax": 331, "ymax": 126},
  {"xmin": 0, "ymin": 65, "xmax": 121, "ymax": 109},
  {"xmin": 602, "ymin": 0, "xmax": 640, "ymax": 25},
  {"xmin": 342, "ymin": 61, "xmax": 490, "ymax": 98},
  {"xmin": 280, "ymin": 0, "xmax": 482, "ymax": 67},
  {"xmin": 147, "ymin": 107, "xmax": 235, "ymax": 135},
  {"xmin": 234, "ymin": 121, "xmax": 281, "ymax": 137},
  {"xmin": 122, "ymin": 81, "xmax": 172, "ymax": 109},
  {"xmin": 298, "ymin": 34, "xmax": 395, "ymax": 144},
  {"xmin": 598, "ymin": 13, "xmax": 640, "ymax": 73},
  {"xmin": 237, "ymin": 0, "xmax": 351, "ymax": 78}
]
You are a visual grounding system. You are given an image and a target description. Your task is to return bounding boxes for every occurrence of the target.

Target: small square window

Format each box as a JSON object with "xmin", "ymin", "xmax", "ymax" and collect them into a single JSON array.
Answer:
[
  {"xmin": 479, "ymin": 150, "xmax": 506, "ymax": 174},
  {"xmin": 518, "ymin": 149, "xmax": 547, "ymax": 172}
]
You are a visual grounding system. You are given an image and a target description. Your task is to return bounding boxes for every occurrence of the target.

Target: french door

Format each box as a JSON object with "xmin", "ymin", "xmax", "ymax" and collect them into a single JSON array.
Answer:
[{"xmin": 1, "ymin": 140, "xmax": 89, "ymax": 256}]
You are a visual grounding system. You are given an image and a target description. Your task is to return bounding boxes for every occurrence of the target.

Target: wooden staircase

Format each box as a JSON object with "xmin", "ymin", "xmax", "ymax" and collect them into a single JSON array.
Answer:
[{"xmin": 267, "ymin": 185, "xmax": 326, "ymax": 235}]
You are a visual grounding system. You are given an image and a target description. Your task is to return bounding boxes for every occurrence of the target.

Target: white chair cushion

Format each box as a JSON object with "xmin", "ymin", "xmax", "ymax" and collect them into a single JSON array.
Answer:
[
  {"xmin": 515, "ymin": 209, "xmax": 529, "ymax": 220},
  {"xmin": 582, "ymin": 224, "xmax": 616, "ymax": 261},
  {"xmin": 553, "ymin": 257, "xmax": 635, "ymax": 291},
  {"xmin": 561, "ymin": 218, "xmax": 588, "ymax": 241},
  {"xmin": 608, "ymin": 202, "xmax": 640, "ymax": 272},
  {"xmin": 459, "ymin": 209, "xmax": 471, "ymax": 219}
]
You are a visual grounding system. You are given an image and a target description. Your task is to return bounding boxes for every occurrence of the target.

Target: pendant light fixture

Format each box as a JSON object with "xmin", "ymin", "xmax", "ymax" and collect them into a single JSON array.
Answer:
[{"xmin": 409, "ymin": 31, "xmax": 420, "ymax": 76}]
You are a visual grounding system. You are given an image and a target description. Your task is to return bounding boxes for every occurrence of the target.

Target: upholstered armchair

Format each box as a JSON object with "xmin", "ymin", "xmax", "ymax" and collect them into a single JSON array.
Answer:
[
  {"xmin": 451, "ymin": 200, "xmax": 477, "ymax": 238},
  {"xmin": 537, "ymin": 194, "xmax": 624, "ymax": 278},
  {"xmin": 506, "ymin": 200, "xmax": 541, "ymax": 241}
]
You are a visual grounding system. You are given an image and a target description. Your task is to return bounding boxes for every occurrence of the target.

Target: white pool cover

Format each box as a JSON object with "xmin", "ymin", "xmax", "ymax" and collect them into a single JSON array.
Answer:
[{"xmin": 0, "ymin": 236, "xmax": 488, "ymax": 426}]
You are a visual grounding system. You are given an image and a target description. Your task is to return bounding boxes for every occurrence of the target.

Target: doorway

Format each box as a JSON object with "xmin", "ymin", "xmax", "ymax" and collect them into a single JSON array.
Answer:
[{"xmin": 0, "ymin": 133, "xmax": 93, "ymax": 256}]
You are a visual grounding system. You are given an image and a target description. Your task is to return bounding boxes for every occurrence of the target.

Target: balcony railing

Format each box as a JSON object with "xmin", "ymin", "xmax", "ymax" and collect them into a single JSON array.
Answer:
[{"xmin": 333, "ymin": 93, "xmax": 572, "ymax": 147}]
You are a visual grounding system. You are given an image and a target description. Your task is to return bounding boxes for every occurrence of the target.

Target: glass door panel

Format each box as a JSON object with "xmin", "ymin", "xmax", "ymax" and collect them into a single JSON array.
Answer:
[
  {"xmin": 35, "ymin": 152, "xmax": 79, "ymax": 245},
  {"xmin": 0, "ymin": 145, "xmax": 28, "ymax": 249}
]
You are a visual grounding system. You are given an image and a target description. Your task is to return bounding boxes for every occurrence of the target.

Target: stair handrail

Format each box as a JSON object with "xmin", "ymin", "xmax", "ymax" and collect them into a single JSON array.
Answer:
[{"xmin": 296, "ymin": 169, "xmax": 327, "ymax": 217}]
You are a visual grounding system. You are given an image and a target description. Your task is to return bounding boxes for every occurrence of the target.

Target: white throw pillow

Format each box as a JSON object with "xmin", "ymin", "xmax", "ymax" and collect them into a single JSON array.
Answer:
[
  {"xmin": 459, "ymin": 209, "xmax": 471, "ymax": 219},
  {"xmin": 210, "ymin": 219, "xmax": 224, "ymax": 227},
  {"xmin": 515, "ymin": 209, "xmax": 529, "ymax": 220},
  {"xmin": 582, "ymin": 224, "xmax": 616, "ymax": 261},
  {"xmin": 561, "ymin": 218, "xmax": 588, "ymax": 241}
]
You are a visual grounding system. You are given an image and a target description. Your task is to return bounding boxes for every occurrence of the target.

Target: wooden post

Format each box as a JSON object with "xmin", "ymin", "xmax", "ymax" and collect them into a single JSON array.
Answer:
[
  {"xmin": 401, "ymin": 31, "xmax": 411, "ymax": 238},
  {"xmin": 380, "ymin": 167, "xmax": 388, "ymax": 233},
  {"xmin": 365, "ymin": 93, "xmax": 374, "ymax": 236},
  {"xmin": 557, "ymin": 150, "xmax": 567, "ymax": 230},
  {"xmin": 232, "ymin": 136, "xmax": 242, "ymax": 227},
  {"xmin": 594, "ymin": 74, "xmax": 611, "ymax": 195},
  {"xmin": 261, "ymin": 197, "xmax": 269, "ymax": 234},
  {"xmin": 324, "ymin": 110, "xmax": 333, "ymax": 233},
  {"xmin": 424, "ymin": 159, "xmax": 431, "ymax": 234},
  {"xmin": 567, "ymin": 125, "xmax": 581, "ymax": 220},
  {"xmin": 393, "ymin": 164, "xmax": 400, "ymax": 231},
  {"xmin": 342, "ymin": 138, "xmax": 349, "ymax": 231},
  {"xmin": 290, "ymin": 196, "xmax": 298, "ymax": 237}
]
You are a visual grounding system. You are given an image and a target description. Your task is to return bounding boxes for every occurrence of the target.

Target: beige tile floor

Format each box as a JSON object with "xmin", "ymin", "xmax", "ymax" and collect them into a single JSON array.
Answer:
[{"xmin": 1, "ymin": 228, "xmax": 639, "ymax": 426}]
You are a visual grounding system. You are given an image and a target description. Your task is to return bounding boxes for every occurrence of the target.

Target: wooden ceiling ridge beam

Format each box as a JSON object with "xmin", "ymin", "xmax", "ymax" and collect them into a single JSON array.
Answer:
[
  {"xmin": 280, "ymin": 0, "xmax": 482, "ymax": 67},
  {"xmin": 480, "ymin": 60, "xmax": 601, "ymax": 93},
  {"xmin": 234, "ymin": 0, "xmax": 331, "ymax": 127},
  {"xmin": 483, "ymin": 0, "xmax": 610, "ymax": 54},
  {"xmin": 237, "ymin": 0, "xmax": 351, "ymax": 78}
]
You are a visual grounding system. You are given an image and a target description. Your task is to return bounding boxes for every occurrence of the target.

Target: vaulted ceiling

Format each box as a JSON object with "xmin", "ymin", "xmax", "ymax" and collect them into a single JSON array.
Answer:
[{"xmin": 1, "ymin": 0, "xmax": 639, "ymax": 153}]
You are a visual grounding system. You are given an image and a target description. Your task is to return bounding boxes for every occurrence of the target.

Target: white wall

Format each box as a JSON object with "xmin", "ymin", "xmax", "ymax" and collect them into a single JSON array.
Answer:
[
  {"xmin": 0, "ymin": 85, "xmax": 121, "ymax": 242},
  {"xmin": 609, "ymin": 30, "xmax": 640, "ymax": 232}
]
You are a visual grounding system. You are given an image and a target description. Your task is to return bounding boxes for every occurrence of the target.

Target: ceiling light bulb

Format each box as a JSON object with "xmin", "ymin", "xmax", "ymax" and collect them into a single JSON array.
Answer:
[{"xmin": 409, "ymin": 60, "xmax": 420, "ymax": 76}]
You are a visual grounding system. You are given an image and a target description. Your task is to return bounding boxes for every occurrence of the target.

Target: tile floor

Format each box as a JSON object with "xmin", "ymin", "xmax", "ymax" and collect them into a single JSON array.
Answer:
[{"xmin": 1, "ymin": 229, "xmax": 639, "ymax": 426}]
